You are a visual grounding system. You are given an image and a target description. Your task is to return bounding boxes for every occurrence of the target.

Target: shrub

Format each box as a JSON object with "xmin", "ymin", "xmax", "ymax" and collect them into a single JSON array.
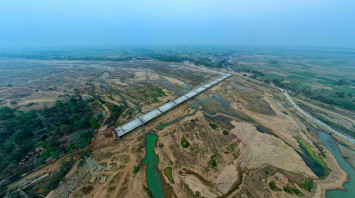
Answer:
[
  {"xmin": 300, "ymin": 179, "xmax": 313, "ymax": 192},
  {"xmin": 181, "ymin": 138, "xmax": 190, "ymax": 148},
  {"xmin": 269, "ymin": 181, "xmax": 279, "ymax": 191},
  {"xmin": 81, "ymin": 185, "xmax": 93, "ymax": 194},
  {"xmin": 209, "ymin": 155, "xmax": 217, "ymax": 168},
  {"xmin": 209, "ymin": 123, "xmax": 218, "ymax": 129},
  {"xmin": 133, "ymin": 166, "xmax": 140, "ymax": 173}
]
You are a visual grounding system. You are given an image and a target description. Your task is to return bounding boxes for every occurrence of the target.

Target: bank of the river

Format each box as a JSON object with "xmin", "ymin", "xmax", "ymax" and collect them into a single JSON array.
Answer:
[
  {"xmin": 142, "ymin": 133, "xmax": 165, "ymax": 198},
  {"xmin": 318, "ymin": 131, "xmax": 355, "ymax": 198}
]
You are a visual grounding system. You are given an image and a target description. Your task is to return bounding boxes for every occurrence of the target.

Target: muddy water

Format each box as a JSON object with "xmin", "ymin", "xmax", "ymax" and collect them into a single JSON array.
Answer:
[
  {"xmin": 142, "ymin": 133, "xmax": 165, "ymax": 198},
  {"xmin": 318, "ymin": 132, "xmax": 355, "ymax": 198}
]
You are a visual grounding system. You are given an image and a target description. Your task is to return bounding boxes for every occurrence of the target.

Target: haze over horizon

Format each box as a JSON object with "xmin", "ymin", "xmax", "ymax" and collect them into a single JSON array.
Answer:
[{"xmin": 1, "ymin": 0, "xmax": 355, "ymax": 49}]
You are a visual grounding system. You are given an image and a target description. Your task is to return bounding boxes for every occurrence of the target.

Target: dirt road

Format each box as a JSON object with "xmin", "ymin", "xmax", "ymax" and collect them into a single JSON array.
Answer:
[{"xmin": 281, "ymin": 88, "xmax": 355, "ymax": 144}]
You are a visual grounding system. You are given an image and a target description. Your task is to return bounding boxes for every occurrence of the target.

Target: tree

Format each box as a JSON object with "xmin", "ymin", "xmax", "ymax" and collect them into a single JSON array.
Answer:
[
  {"xmin": 89, "ymin": 118, "xmax": 100, "ymax": 129},
  {"xmin": 50, "ymin": 151, "xmax": 60, "ymax": 159}
]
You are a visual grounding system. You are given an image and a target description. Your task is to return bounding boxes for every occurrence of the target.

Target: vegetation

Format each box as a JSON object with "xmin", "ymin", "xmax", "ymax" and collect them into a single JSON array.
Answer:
[
  {"xmin": 300, "ymin": 179, "xmax": 314, "ymax": 192},
  {"xmin": 0, "ymin": 186, "xmax": 7, "ymax": 197},
  {"xmin": 150, "ymin": 87, "xmax": 166, "ymax": 103},
  {"xmin": 283, "ymin": 186, "xmax": 303, "ymax": 196},
  {"xmin": 81, "ymin": 185, "xmax": 93, "ymax": 195},
  {"xmin": 270, "ymin": 78, "xmax": 355, "ymax": 110},
  {"xmin": 208, "ymin": 155, "xmax": 217, "ymax": 168},
  {"xmin": 42, "ymin": 158, "xmax": 74, "ymax": 193},
  {"xmin": 105, "ymin": 105, "xmax": 125, "ymax": 127},
  {"xmin": 163, "ymin": 167, "xmax": 174, "ymax": 184},
  {"xmin": 133, "ymin": 165, "xmax": 140, "ymax": 173},
  {"xmin": 268, "ymin": 181, "xmax": 279, "ymax": 191},
  {"xmin": 209, "ymin": 123, "xmax": 218, "ymax": 129},
  {"xmin": 0, "ymin": 95, "xmax": 97, "ymax": 181},
  {"xmin": 222, "ymin": 129, "xmax": 230, "ymax": 135},
  {"xmin": 295, "ymin": 137, "xmax": 330, "ymax": 177},
  {"xmin": 181, "ymin": 138, "xmax": 190, "ymax": 148},
  {"xmin": 76, "ymin": 129, "xmax": 95, "ymax": 149}
]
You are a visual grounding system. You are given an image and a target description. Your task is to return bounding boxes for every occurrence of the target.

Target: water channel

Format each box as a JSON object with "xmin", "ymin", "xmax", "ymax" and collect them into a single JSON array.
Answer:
[
  {"xmin": 142, "ymin": 133, "xmax": 165, "ymax": 198},
  {"xmin": 318, "ymin": 131, "xmax": 355, "ymax": 198}
]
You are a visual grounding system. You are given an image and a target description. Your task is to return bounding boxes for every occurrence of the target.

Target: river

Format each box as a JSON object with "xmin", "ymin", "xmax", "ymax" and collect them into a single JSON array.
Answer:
[
  {"xmin": 318, "ymin": 131, "xmax": 355, "ymax": 198},
  {"xmin": 142, "ymin": 133, "xmax": 165, "ymax": 198}
]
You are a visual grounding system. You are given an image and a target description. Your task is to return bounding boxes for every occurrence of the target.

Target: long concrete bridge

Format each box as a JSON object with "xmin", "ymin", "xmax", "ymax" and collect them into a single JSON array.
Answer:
[{"xmin": 115, "ymin": 74, "xmax": 232, "ymax": 138}]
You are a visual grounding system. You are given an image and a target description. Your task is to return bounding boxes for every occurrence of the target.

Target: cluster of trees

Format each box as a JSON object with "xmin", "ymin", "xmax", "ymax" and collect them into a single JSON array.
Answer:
[
  {"xmin": 105, "ymin": 105, "xmax": 125, "ymax": 127},
  {"xmin": 0, "ymin": 95, "xmax": 97, "ymax": 181}
]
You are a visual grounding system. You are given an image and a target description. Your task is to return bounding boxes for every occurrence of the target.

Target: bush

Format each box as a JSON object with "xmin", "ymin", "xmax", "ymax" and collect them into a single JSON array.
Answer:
[
  {"xmin": 269, "ymin": 181, "xmax": 279, "ymax": 191},
  {"xmin": 222, "ymin": 130, "xmax": 229, "ymax": 135},
  {"xmin": 181, "ymin": 138, "xmax": 190, "ymax": 148},
  {"xmin": 209, "ymin": 155, "xmax": 217, "ymax": 168},
  {"xmin": 81, "ymin": 185, "xmax": 93, "ymax": 194},
  {"xmin": 209, "ymin": 123, "xmax": 218, "ymax": 129},
  {"xmin": 133, "ymin": 166, "xmax": 140, "ymax": 173},
  {"xmin": 284, "ymin": 186, "xmax": 303, "ymax": 196},
  {"xmin": 300, "ymin": 179, "xmax": 313, "ymax": 192}
]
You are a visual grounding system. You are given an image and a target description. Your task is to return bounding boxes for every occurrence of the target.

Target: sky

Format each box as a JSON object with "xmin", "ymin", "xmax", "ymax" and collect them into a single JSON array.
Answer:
[{"xmin": 0, "ymin": 0, "xmax": 355, "ymax": 48}]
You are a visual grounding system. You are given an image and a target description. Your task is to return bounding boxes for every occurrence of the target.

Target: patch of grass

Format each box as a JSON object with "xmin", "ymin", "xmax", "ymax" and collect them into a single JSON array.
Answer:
[
  {"xmin": 164, "ymin": 167, "xmax": 174, "ymax": 184},
  {"xmin": 181, "ymin": 138, "xmax": 190, "ymax": 148},
  {"xmin": 295, "ymin": 137, "xmax": 327, "ymax": 167},
  {"xmin": 295, "ymin": 136, "xmax": 330, "ymax": 177},
  {"xmin": 150, "ymin": 87, "xmax": 166, "ymax": 103}
]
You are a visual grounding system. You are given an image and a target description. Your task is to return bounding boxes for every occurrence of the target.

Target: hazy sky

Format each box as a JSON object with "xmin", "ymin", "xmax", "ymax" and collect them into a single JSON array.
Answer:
[{"xmin": 1, "ymin": 0, "xmax": 354, "ymax": 48}]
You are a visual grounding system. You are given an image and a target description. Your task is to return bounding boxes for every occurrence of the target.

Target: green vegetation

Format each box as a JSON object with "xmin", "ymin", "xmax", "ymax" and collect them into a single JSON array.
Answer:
[
  {"xmin": 163, "ymin": 167, "xmax": 174, "ymax": 184},
  {"xmin": 269, "ymin": 181, "xmax": 279, "ymax": 191},
  {"xmin": 105, "ymin": 105, "xmax": 125, "ymax": 127},
  {"xmin": 208, "ymin": 155, "xmax": 217, "ymax": 168},
  {"xmin": 42, "ymin": 158, "xmax": 74, "ymax": 194},
  {"xmin": 150, "ymin": 87, "xmax": 166, "ymax": 103},
  {"xmin": 181, "ymin": 138, "xmax": 190, "ymax": 148},
  {"xmin": 0, "ymin": 95, "xmax": 97, "ymax": 181},
  {"xmin": 284, "ymin": 186, "xmax": 303, "ymax": 196},
  {"xmin": 209, "ymin": 123, "xmax": 218, "ymax": 129},
  {"xmin": 76, "ymin": 129, "xmax": 95, "ymax": 149},
  {"xmin": 222, "ymin": 129, "xmax": 230, "ymax": 135},
  {"xmin": 0, "ymin": 186, "xmax": 7, "ymax": 197},
  {"xmin": 295, "ymin": 137, "xmax": 330, "ymax": 177},
  {"xmin": 300, "ymin": 179, "xmax": 314, "ymax": 192},
  {"xmin": 270, "ymin": 78, "xmax": 355, "ymax": 110},
  {"xmin": 133, "ymin": 165, "xmax": 140, "ymax": 173}
]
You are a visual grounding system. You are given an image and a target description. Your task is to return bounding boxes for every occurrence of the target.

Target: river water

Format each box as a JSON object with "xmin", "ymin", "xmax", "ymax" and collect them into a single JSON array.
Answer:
[
  {"xmin": 318, "ymin": 131, "xmax": 355, "ymax": 198},
  {"xmin": 142, "ymin": 133, "xmax": 165, "ymax": 198}
]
